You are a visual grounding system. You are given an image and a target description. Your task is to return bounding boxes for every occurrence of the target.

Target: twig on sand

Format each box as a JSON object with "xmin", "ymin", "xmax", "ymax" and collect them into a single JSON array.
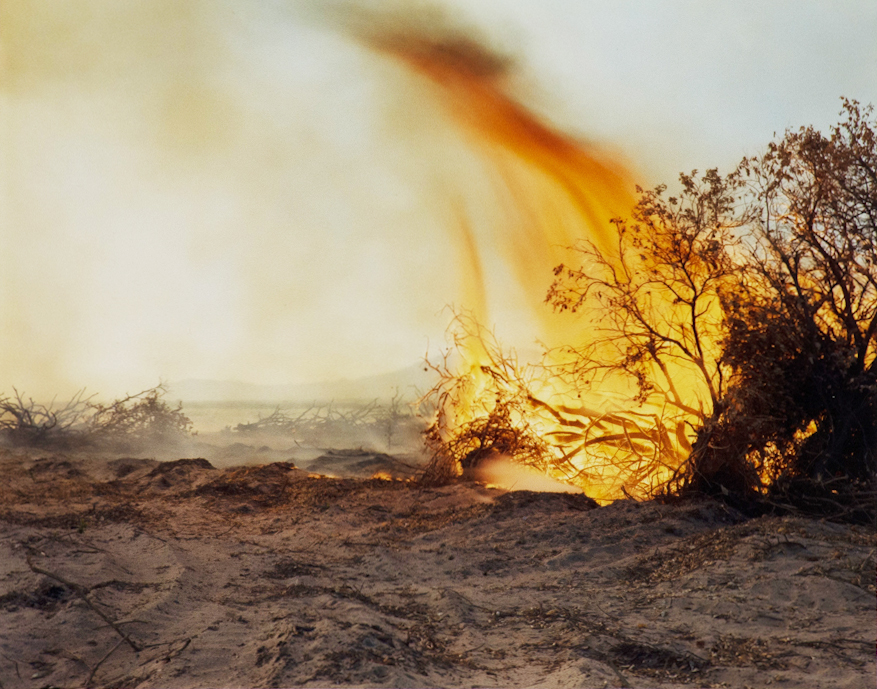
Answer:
[
  {"xmin": 133, "ymin": 526, "xmax": 168, "ymax": 543},
  {"xmin": 24, "ymin": 552, "xmax": 142, "ymax": 652},
  {"xmin": 853, "ymin": 548, "xmax": 876, "ymax": 572},
  {"xmin": 605, "ymin": 659, "xmax": 632, "ymax": 688},
  {"xmin": 0, "ymin": 652, "xmax": 24, "ymax": 680},
  {"xmin": 85, "ymin": 635, "xmax": 191, "ymax": 688},
  {"xmin": 439, "ymin": 587, "xmax": 492, "ymax": 612},
  {"xmin": 138, "ymin": 638, "xmax": 191, "ymax": 663},
  {"xmin": 287, "ymin": 537, "xmax": 328, "ymax": 552},
  {"xmin": 86, "ymin": 637, "xmax": 126, "ymax": 687}
]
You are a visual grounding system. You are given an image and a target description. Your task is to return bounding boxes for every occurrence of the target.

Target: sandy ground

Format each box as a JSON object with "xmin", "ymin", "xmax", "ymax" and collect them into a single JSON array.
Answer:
[{"xmin": 0, "ymin": 449, "xmax": 874, "ymax": 689}]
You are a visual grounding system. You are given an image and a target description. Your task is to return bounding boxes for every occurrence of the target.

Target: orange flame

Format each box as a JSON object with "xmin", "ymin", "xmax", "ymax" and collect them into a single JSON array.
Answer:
[
  {"xmin": 348, "ymin": 17, "xmax": 705, "ymax": 502},
  {"xmin": 355, "ymin": 22, "xmax": 635, "ymax": 346}
]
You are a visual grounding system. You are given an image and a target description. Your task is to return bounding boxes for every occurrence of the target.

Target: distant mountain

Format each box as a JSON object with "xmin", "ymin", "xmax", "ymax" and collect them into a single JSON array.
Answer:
[{"xmin": 169, "ymin": 362, "xmax": 437, "ymax": 403}]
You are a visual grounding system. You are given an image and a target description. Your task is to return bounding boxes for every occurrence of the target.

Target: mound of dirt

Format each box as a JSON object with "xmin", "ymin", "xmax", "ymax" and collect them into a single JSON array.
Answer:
[{"xmin": 306, "ymin": 449, "xmax": 421, "ymax": 479}]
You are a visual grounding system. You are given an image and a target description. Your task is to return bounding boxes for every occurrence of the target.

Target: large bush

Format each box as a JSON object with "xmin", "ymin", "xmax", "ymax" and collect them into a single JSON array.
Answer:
[
  {"xmin": 426, "ymin": 101, "xmax": 875, "ymax": 519},
  {"xmin": 552, "ymin": 100, "xmax": 875, "ymax": 514},
  {"xmin": 685, "ymin": 100, "xmax": 876, "ymax": 508}
]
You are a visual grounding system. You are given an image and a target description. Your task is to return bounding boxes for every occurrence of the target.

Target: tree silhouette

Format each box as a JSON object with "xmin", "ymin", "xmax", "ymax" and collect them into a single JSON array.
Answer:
[{"xmin": 686, "ymin": 100, "xmax": 876, "ymax": 502}]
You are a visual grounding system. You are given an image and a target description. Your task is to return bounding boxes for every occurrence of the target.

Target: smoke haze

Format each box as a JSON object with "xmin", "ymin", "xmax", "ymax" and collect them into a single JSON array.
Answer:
[{"xmin": 1, "ymin": 1, "xmax": 874, "ymax": 400}]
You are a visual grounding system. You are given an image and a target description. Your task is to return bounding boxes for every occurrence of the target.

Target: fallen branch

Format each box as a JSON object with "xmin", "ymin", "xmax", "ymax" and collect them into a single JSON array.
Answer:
[
  {"xmin": 24, "ymin": 552, "xmax": 142, "ymax": 652},
  {"xmin": 0, "ymin": 651, "xmax": 24, "ymax": 681},
  {"xmin": 85, "ymin": 637, "xmax": 126, "ymax": 687}
]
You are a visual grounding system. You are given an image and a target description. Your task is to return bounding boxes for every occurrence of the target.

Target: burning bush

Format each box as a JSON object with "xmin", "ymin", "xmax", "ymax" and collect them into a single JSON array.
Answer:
[
  {"xmin": 544, "ymin": 167, "xmax": 745, "ymax": 500},
  {"xmin": 420, "ymin": 316, "xmax": 552, "ymax": 485},
  {"xmin": 420, "ymin": 311, "xmax": 697, "ymax": 499},
  {"xmin": 420, "ymin": 165, "xmax": 747, "ymax": 501},
  {"xmin": 0, "ymin": 384, "xmax": 193, "ymax": 451},
  {"xmin": 678, "ymin": 99, "xmax": 876, "ymax": 516},
  {"xmin": 424, "ymin": 101, "xmax": 875, "ymax": 519}
]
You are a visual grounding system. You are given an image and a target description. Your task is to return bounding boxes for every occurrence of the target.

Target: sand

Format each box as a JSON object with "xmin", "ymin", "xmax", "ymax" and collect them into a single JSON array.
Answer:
[{"xmin": 0, "ymin": 449, "xmax": 873, "ymax": 688}]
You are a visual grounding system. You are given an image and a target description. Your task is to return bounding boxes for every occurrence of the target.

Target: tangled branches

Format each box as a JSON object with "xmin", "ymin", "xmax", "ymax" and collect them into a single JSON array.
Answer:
[
  {"xmin": 419, "ymin": 314, "xmax": 551, "ymax": 485},
  {"xmin": 0, "ymin": 384, "xmax": 192, "ymax": 451},
  {"xmin": 232, "ymin": 396, "xmax": 423, "ymax": 452},
  {"xmin": 424, "ymin": 101, "xmax": 876, "ymax": 519},
  {"xmin": 0, "ymin": 389, "xmax": 94, "ymax": 447}
]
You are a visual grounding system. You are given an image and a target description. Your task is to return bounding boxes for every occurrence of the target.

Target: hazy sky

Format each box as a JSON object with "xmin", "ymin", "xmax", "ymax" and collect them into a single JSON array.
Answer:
[{"xmin": 2, "ymin": 0, "xmax": 876, "ymax": 400}]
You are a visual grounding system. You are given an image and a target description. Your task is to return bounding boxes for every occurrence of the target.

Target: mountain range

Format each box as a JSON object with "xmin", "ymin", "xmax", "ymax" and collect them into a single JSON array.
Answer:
[{"xmin": 168, "ymin": 362, "xmax": 436, "ymax": 404}]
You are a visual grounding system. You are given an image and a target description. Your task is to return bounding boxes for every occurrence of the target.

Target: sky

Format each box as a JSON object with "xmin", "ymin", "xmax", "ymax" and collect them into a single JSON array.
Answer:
[{"xmin": 1, "ymin": 0, "xmax": 876, "ymax": 401}]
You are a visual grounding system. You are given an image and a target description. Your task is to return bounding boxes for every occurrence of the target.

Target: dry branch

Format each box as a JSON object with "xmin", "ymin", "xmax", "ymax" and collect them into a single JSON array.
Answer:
[{"xmin": 24, "ymin": 552, "xmax": 142, "ymax": 652}]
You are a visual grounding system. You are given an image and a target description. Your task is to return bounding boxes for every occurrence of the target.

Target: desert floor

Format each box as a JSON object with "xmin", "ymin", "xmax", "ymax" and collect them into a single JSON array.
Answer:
[{"xmin": 0, "ymin": 449, "xmax": 874, "ymax": 689}]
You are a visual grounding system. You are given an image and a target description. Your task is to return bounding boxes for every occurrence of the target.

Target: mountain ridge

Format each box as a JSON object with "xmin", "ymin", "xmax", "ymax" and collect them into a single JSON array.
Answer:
[{"xmin": 168, "ymin": 362, "xmax": 435, "ymax": 403}]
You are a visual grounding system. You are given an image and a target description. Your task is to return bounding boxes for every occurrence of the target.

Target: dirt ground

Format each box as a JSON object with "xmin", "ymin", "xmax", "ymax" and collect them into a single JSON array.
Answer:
[{"xmin": 0, "ymin": 449, "xmax": 873, "ymax": 688}]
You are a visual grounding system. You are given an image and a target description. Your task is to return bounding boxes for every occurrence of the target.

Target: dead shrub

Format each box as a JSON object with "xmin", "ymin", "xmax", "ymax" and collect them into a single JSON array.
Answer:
[
  {"xmin": 232, "ymin": 398, "xmax": 424, "ymax": 452},
  {"xmin": 0, "ymin": 389, "xmax": 93, "ymax": 448},
  {"xmin": 0, "ymin": 384, "xmax": 192, "ymax": 451}
]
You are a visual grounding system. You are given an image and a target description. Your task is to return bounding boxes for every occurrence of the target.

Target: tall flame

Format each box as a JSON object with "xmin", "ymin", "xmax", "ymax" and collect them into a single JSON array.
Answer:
[
  {"xmin": 344, "ymin": 14, "xmax": 707, "ymax": 501},
  {"xmin": 351, "ymin": 19, "xmax": 636, "ymax": 341}
]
